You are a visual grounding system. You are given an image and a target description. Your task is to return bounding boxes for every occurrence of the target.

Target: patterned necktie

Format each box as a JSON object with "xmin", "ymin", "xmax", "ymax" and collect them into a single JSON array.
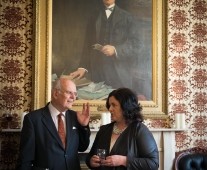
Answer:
[{"xmin": 58, "ymin": 113, "xmax": 66, "ymax": 148}]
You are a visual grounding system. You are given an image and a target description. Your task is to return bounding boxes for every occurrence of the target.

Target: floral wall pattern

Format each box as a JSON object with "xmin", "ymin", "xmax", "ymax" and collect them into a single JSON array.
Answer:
[
  {"xmin": 168, "ymin": 0, "xmax": 207, "ymax": 151},
  {"xmin": 0, "ymin": 0, "xmax": 207, "ymax": 169},
  {"xmin": 0, "ymin": 0, "xmax": 32, "ymax": 121},
  {"xmin": 0, "ymin": 0, "xmax": 32, "ymax": 169}
]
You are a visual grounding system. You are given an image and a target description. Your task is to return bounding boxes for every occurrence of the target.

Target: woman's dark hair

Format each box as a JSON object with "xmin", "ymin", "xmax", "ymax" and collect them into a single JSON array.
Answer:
[{"xmin": 106, "ymin": 88, "xmax": 143, "ymax": 123}]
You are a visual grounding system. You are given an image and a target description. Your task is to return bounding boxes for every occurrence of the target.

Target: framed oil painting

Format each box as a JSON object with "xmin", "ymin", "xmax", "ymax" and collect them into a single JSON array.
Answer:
[{"xmin": 33, "ymin": 0, "xmax": 167, "ymax": 118}]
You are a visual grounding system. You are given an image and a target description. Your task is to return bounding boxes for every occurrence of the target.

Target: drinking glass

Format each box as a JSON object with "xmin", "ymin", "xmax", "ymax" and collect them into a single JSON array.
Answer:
[{"xmin": 97, "ymin": 149, "xmax": 106, "ymax": 161}]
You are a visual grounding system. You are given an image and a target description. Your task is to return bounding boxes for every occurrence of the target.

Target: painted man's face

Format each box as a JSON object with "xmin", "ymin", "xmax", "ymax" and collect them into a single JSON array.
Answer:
[{"xmin": 103, "ymin": 0, "xmax": 115, "ymax": 6}]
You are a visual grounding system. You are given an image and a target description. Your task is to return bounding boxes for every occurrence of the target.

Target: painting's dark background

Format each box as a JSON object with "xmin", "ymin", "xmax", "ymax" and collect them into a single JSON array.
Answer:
[{"xmin": 52, "ymin": 0, "xmax": 152, "ymax": 100}]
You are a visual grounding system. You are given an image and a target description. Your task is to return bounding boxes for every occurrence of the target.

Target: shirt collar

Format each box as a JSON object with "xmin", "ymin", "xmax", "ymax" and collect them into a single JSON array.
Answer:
[
  {"xmin": 49, "ymin": 102, "xmax": 66, "ymax": 117},
  {"xmin": 105, "ymin": 4, "xmax": 115, "ymax": 9}
]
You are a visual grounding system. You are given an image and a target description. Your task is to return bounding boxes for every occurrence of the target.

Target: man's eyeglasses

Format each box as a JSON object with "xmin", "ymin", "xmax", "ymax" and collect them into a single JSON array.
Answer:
[{"xmin": 58, "ymin": 89, "xmax": 78, "ymax": 97}]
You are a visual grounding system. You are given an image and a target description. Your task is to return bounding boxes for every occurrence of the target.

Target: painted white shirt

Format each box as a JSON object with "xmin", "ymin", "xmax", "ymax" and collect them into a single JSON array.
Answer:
[{"xmin": 105, "ymin": 4, "xmax": 115, "ymax": 18}]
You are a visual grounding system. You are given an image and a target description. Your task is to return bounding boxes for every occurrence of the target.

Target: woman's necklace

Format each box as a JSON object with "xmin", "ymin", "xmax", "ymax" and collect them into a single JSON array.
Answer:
[{"xmin": 113, "ymin": 123, "xmax": 126, "ymax": 135}]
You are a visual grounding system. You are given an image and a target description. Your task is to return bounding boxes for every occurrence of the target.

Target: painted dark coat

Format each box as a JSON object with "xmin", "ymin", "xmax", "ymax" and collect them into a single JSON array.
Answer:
[{"xmin": 79, "ymin": 5, "xmax": 140, "ymax": 89}]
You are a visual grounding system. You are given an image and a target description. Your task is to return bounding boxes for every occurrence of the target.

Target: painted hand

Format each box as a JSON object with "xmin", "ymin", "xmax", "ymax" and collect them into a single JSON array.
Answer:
[
  {"xmin": 69, "ymin": 68, "xmax": 86, "ymax": 79},
  {"xmin": 101, "ymin": 45, "xmax": 116, "ymax": 57}
]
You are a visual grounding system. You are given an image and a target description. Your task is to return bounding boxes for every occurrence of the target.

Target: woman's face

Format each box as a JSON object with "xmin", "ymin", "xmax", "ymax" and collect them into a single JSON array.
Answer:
[{"xmin": 108, "ymin": 96, "xmax": 125, "ymax": 123}]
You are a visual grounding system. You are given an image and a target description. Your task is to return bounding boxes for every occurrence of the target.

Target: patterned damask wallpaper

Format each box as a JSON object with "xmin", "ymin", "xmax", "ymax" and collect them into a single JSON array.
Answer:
[
  {"xmin": 0, "ymin": 0, "xmax": 33, "ymax": 169},
  {"xmin": 0, "ymin": 0, "xmax": 207, "ymax": 169},
  {"xmin": 168, "ymin": 0, "xmax": 207, "ymax": 150},
  {"xmin": 0, "ymin": 0, "xmax": 32, "ymax": 120}
]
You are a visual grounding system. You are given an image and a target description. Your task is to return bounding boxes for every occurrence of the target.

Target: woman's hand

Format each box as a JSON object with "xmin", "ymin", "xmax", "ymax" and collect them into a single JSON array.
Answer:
[
  {"xmin": 101, "ymin": 155, "xmax": 127, "ymax": 167},
  {"xmin": 90, "ymin": 155, "xmax": 101, "ymax": 168}
]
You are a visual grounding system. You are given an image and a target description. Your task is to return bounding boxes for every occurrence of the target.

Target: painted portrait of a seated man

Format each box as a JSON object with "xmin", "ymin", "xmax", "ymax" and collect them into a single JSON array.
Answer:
[{"xmin": 52, "ymin": 0, "xmax": 152, "ymax": 101}]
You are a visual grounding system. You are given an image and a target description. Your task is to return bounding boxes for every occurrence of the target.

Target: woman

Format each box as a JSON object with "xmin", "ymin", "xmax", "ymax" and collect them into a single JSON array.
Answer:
[{"xmin": 85, "ymin": 88, "xmax": 159, "ymax": 170}]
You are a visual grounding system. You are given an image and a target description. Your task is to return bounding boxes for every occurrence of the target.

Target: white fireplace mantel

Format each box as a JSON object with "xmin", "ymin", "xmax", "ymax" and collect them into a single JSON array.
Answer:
[{"xmin": 150, "ymin": 128, "xmax": 185, "ymax": 170}]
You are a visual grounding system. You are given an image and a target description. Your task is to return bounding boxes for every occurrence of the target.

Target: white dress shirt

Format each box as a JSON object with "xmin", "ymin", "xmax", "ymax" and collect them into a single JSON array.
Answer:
[{"xmin": 49, "ymin": 103, "xmax": 66, "ymax": 132}]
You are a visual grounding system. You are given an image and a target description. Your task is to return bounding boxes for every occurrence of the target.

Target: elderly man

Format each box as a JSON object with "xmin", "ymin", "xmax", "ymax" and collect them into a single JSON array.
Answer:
[{"xmin": 16, "ymin": 76, "xmax": 90, "ymax": 170}]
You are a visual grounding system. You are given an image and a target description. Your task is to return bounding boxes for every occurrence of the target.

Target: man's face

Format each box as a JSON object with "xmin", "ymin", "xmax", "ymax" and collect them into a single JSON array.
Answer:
[
  {"xmin": 53, "ymin": 79, "xmax": 77, "ymax": 111},
  {"xmin": 103, "ymin": 0, "xmax": 115, "ymax": 6}
]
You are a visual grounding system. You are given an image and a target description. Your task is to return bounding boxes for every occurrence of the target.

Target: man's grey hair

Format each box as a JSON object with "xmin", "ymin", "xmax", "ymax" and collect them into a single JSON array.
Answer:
[{"xmin": 52, "ymin": 75, "xmax": 74, "ymax": 91}]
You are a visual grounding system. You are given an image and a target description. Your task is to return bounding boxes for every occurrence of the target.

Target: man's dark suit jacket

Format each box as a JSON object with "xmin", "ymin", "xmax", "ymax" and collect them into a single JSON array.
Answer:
[{"xmin": 16, "ymin": 103, "xmax": 90, "ymax": 170}]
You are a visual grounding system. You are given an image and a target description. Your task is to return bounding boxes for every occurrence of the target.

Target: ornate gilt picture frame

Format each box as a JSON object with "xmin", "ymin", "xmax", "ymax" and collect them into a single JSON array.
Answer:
[{"xmin": 33, "ymin": 0, "xmax": 167, "ymax": 119}]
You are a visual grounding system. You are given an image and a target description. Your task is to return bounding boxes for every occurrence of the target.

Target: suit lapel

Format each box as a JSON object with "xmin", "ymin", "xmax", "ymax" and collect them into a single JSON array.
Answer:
[
  {"xmin": 41, "ymin": 108, "xmax": 64, "ymax": 149},
  {"xmin": 65, "ymin": 110, "xmax": 78, "ymax": 150},
  {"xmin": 111, "ymin": 6, "xmax": 121, "ymax": 32},
  {"xmin": 95, "ymin": 11, "xmax": 102, "ymax": 41}
]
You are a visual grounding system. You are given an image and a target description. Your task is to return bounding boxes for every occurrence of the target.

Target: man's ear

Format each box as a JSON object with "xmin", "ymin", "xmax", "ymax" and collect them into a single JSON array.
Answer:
[{"xmin": 53, "ymin": 89, "xmax": 59, "ymax": 99}]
